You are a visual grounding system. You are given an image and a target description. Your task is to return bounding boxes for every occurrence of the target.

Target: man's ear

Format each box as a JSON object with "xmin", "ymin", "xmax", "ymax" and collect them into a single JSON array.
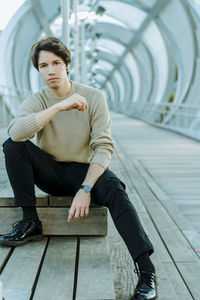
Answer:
[{"xmin": 66, "ymin": 62, "xmax": 70, "ymax": 70}]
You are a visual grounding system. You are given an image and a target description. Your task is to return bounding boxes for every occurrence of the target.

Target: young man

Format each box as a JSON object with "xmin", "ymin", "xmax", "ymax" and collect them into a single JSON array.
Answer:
[{"xmin": 0, "ymin": 37, "xmax": 156, "ymax": 299}]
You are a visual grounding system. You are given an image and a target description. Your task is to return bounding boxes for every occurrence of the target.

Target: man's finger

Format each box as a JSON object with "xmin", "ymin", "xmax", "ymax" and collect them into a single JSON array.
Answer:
[
  {"xmin": 80, "ymin": 208, "xmax": 85, "ymax": 219},
  {"xmin": 85, "ymin": 207, "xmax": 89, "ymax": 217},
  {"xmin": 74, "ymin": 208, "xmax": 80, "ymax": 222},
  {"xmin": 68, "ymin": 207, "xmax": 75, "ymax": 222}
]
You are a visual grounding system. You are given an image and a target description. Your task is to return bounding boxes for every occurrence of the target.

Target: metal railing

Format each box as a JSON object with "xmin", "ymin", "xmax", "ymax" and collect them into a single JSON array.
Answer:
[
  {"xmin": 0, "ymin": 85, "xmax": 31, "ymax": 128},
  {"xmin": 109, "ymin": 101, "xmax": 200, "ymax": 141}
]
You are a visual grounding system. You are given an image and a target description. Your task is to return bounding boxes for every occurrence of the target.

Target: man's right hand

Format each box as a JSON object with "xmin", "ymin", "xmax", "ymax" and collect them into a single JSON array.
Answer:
[
  {"xmin": 35, "ymin": 94, "xmax": 88, "ymax": 128},
  {"xmin": 54, "ymin": 94, "xmax": 88, "ymax": 112}
]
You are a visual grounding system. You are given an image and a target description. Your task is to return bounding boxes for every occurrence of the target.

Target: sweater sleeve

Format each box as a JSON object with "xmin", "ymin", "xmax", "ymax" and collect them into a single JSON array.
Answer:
[
  {"xmin": 7, "ymin": 95, "xmax": 44, "ymax": 142},
  {"xmin": 89, "ymin": 90, "xmax": 114, "ymax": 169}
]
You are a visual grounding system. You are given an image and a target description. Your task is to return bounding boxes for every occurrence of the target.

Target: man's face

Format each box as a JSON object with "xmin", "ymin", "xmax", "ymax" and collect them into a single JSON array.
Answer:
[{"xmin": 38, "ymin": 50, "xmax": 69, "ymax": 89}]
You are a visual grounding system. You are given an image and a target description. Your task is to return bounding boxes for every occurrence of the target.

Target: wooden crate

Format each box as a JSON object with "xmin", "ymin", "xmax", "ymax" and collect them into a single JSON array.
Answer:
[{"xmin": 0, "ymin": 185, "xmax": 107, "ymax": 236}]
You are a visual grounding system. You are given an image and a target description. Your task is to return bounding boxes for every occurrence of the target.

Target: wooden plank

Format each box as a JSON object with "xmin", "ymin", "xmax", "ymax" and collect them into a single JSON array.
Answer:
[
  {"xmin": 0, "ymin": 207, "xmax": 107, "ymax": 235},
  {"xmin": 0, "ymin": 187, "xmax": 102, "ymax": 207},
  {"xmin": 49, "ymin": 195, "xmax": 102, "ymax": 207},
  {"xmin": 119, "ymin": 162, "xmax": 198, "ymax": 263},
  {"xmin": 139, "ymin": 212, "xmax": 171, "ymax": 263},
  {"xmin": 2, "ymin": 289, "xmax": 31, "ymax": 300},
  {"xmin": 177, "ymin": 261, "xmax": 200, "ymax": 300},
  {"xmin": 133, "ymin": 160, "xmax": 200, "ymax": 257},
  {"xmin": 105, "ymin": 159, "xmax": 139, "ymax": 300},
  {"xmin": 0, "ymin": 246, "xmax": 12, "ymax": 273},
  {"xmin": 161, "ymin": 262, "xmax": 193, "ymax": 300},
  {"xmin": 33, "ymin": 237, "xmax": 77, "ymax": 300},
  {"xmin": 111, "ymin": 153, "xmax": 192, "ymax": 300},
  {"xmin": 0, "ymin": 184, "xmax": 48, "ymax": 206},
  {"xmin": 1, "ymin": 238, "xmax": 48, "ymax": 294},
  {"xmin": 76, "ymin": 237, "xmax": 115, "ymax": 300},
  {"xmin": 183, "ymin": 230, "xmax": 200, "ymax": 258}
]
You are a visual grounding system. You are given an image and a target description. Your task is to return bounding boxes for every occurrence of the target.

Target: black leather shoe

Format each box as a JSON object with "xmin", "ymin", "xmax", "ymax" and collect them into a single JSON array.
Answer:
[
  {"xmin": 131, "ymin": 270, "xmax": 157, "ymax": 300},
  {"xmin": 0, "ymin": 218, "xmax": 43, "ymax": 247}
]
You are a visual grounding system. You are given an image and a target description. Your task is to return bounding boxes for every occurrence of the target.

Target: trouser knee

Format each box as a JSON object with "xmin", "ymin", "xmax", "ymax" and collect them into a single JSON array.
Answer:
[
  {"xmin": 96, "ymin": 171, "xmax": 128, "ymax": 209},
  {"xmin": 2, "ymin": 137, "xmax": 25, "ymax": 157}
]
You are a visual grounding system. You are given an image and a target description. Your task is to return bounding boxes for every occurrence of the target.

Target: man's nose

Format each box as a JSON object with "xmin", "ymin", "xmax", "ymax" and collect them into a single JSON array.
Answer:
[{"xmin": 48, "ymin": 66, "xmax": 56, "ymax": 74}]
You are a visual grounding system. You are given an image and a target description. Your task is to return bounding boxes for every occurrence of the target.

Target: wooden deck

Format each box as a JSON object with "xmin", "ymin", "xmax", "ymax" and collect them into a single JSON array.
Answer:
[{"xmin": 0, "ymin": 111, "xmax": 200, "ymax": 300}]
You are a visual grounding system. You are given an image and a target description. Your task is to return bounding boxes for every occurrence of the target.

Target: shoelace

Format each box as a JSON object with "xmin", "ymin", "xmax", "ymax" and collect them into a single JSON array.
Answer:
[
  {"xmin": 134, "ymin": 262, "xmax": 156, "ymax": 288},
  {"xmin": 12, "ymin": 219, "xmax": 33, "ymax": 232},
  {"xmin": 134, "ymin": 261, "xmax": 140, "ymax": 278}
]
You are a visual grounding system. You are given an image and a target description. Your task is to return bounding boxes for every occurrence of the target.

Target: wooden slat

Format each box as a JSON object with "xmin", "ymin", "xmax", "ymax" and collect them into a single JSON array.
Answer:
[
  {"xmin": 33, "ymin": 237, "xmax": 77, "ymax": 300},
  {"xmin": 76, "ymin": 237, "xmax": 115, "ymax": 300},
  {"xmin": 161, "ymin": 262, "xmax": 193, "ymax": 300},
  {"xmin": 0, "ymin": 184, "xmax": 48, "ymax": 206},
  {"xmin": 110, "ymin": 152, "xmax": 193, "ymax": 300},
  {"xmin": 49, "ymin": 195, "xmax": 102, "ymax": 207},
  {"xmin": 0, "ymin": 246, "xmax": 12, "ymax": 273},
  {"xmin": 134, "ymin": 160, "xmax": 200, "ymax": 258},
  {"xmin": 177, "ymin": 261, "xmax": 200, "ymax": 299},
  {"xmin": 2, "ymin": 289, "xmax": 30, "ymax": 300},
  {"xmin": 1, "ymin": 238, "xmax": 48, "ymax": 295},
  {"xmin": 0, "ymin": 207, "xmax": 107, "ymax": 235},
  {"xmin": 121, "ymin": 160, "xmax": 198, "ymax": 263}
]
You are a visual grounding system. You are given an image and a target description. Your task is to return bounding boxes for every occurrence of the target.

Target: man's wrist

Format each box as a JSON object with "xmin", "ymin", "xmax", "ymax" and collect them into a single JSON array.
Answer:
[
  {"xmin": 52, "ymin": 104, "xmax": 61, "ymax": 114},
  {"xmin": 80, "ymin": 184, "xmax": 92, "ymax": 193}
]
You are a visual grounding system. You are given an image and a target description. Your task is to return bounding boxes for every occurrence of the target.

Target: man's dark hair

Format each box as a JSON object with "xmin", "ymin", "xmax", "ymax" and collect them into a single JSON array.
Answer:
[{"xmin": 31, "ymin": 37, "xmax": 71, "ymax": 74}]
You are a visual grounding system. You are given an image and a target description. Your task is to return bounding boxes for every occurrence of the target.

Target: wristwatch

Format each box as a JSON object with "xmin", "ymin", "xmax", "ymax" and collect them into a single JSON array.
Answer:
[{"xmin": 81, "ymin": 184, "xmax": 92, "ymax": 192}]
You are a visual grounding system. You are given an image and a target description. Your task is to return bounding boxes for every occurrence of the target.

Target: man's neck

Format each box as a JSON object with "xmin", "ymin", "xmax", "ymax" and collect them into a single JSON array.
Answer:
[{"xmin": 47, "ymin": 80, "xmax": 72, "ymax": 99}]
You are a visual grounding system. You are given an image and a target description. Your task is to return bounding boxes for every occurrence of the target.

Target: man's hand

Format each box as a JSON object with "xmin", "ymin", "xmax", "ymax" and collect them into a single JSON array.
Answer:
[
  {"xmin": 54, "ymin": 93, "xmax": 88, "ymax": 112},
  {"xmin": 68, "ymin": 189, "xmax": 91, "ymax": 223}
]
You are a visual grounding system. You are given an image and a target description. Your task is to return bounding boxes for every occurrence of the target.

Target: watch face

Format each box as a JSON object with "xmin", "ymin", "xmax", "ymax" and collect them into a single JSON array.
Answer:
[{"xmin": 83, "ymin": 185, "xmax": 91, "ymax": 192}]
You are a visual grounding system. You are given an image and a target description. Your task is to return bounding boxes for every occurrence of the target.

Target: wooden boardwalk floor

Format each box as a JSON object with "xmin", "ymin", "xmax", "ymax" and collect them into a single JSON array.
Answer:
[{"xmin": 0, "ymin": 111, "xmax": 200, "ymax": 300}]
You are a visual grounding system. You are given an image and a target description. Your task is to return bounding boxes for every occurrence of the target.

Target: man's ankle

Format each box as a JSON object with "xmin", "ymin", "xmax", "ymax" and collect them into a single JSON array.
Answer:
[
  {"xmin": 21, "ymin": 206, "xmax": 40, "ymax": 223},
  {"xmin": 135, "ymin": 252, "xmax": 155, "ymax": 273}
]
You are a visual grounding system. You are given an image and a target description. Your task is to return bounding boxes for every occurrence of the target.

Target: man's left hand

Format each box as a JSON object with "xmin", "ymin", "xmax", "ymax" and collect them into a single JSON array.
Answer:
[{"xmin": 68, "ymin": 189, "xmax": 91, "ymax": 223}]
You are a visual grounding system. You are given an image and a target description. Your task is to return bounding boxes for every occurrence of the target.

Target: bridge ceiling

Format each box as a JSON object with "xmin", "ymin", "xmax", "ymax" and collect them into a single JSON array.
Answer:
[{"xmin": 1, "ymin": 0, "xmax": 200, "ymax": 140}]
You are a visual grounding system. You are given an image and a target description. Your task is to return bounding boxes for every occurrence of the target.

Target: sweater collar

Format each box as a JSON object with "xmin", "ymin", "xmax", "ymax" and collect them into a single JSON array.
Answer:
[{"xmin": 44, "ymin": 80, "xmax": 77, "ymax": 101}]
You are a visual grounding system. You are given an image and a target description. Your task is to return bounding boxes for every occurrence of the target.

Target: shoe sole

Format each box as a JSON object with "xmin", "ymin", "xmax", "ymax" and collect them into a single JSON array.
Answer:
[
  {"xmin": 132, "ymin": 297, "xmax": 156, "ymax": 300},
  {"xmin": 0, "ymin": 235, "xmax": 44, "ymax": 247}
]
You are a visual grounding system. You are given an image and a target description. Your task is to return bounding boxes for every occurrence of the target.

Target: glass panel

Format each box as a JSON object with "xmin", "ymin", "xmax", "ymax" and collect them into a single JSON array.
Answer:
[
  {"xmin": 97, "ymin": 38, "xmax": 125, "ymax": 55},
  {"xmin": 96, "ymin": 60, "xmax": 113, "ymax": 72},
  {"xmin": 97, "ymin": 1, "xmax": 147, "ymax": 30},
  {"xmin": 142, "ymin": 21, "xmax": 168, "ymax": 103}
]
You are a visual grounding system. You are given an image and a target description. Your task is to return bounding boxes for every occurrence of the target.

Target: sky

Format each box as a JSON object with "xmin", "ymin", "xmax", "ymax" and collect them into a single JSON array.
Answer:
[{"xmin": 0, "ymin": 0, "xmax": 25, "ymax": 30}]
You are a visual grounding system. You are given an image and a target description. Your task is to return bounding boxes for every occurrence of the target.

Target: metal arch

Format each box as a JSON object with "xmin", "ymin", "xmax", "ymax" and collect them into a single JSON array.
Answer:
[
  {"xmin": 97, "ymin": 12, "xmax": 133, "ymax": 30},
  {"xmin": 0, "ymin": 1, "xmax": 31, "ymax": 87},
  {"xmin": 30, "ymin": 0, "xmax": 53, "ymax": 36},
  {"xmin": 153, "ymin": 19, "xmax": 195, "ymax": 126},
  {"xmin": 94, "ymin": 21, "xmax": 134, "ymax": 45},
  {"xmin": 92, "ymin": 0, "xmax": 151, "ymax": 13},
  {"xmin": 95, "ymin": 79, "xmax": 114, "ymax": 104},
  {"xmin": 88, "ymin": 22, "xmax": 155, "ymax": 105},
  {"xmin": 132, "ymin": 43, "xmax": 154, "ymax": 105},
  {"xmin": 94, "ymin": 62, "xmax": 125, "ymax": 102},
  {"xmin": 101, "ymin": 0, "xmax": 168, "ymax": 89},
  {"xmin": 109, "ymin": 76, "xmax": 121, "ymax": 103},
  {"xmin": 1, "ymin": 0, "xmax": 61, "ymax": 92},
  {"xmin": 97, "ymin": 62, "xmax": 133, "ymax": 103},
  {"xmin": 92, "ymin": 49, "xmax": 134, "ymax": 100},
  {"xmin": 95, "ymin": 74, "xmax": 120, "ymax": 103}
]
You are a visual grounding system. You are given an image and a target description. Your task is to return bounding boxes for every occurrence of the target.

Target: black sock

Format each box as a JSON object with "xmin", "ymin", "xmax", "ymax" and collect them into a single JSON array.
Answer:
[
  {"xmin": 135, "ymin": 252, "xmax": 155, "ymax": 273},
  {"xmin": 21, "ymin": 206, "xmax": 40, "ymax": 223}
]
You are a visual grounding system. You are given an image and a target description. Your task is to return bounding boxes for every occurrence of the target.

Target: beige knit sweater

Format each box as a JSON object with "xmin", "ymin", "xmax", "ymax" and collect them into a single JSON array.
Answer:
[{"xmin": 7, "ymin": 81, "xmax": 114, "ymax": 169}]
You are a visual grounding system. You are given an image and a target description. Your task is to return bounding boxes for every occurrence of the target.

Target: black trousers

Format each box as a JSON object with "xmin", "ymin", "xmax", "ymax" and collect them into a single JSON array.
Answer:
[{"xmin": 2, "ymin": 137, "xmax": 154, "ymax": 261}]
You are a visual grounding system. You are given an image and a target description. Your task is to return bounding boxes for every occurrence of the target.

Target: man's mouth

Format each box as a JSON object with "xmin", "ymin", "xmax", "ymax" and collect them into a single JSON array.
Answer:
[{"xmin": 48, "ymin": 78, "xmax": 58, "ymax": 81}]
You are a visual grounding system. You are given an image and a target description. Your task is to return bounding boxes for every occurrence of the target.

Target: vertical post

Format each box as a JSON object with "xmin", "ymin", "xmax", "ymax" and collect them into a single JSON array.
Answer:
[
  {"xmin": 81, "ymin": 20, "xmax": 87, "ymax": 84},
  {"xmin": 61, "ymin": 0, "xmax": 70, "ymax": 48},
  {"xmin": 74, "ymin": 0, "xmax": 79, "ymax": 82}
]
